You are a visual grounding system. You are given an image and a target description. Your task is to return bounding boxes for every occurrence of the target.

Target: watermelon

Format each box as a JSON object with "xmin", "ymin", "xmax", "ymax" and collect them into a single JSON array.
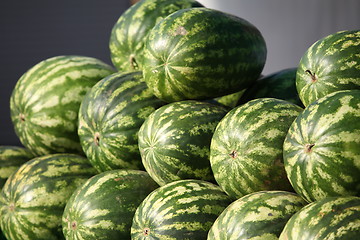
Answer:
[
  {"xmin": 210, "ymin": 98, "xmax": 303, "ymax": 199},
  {"xmin": 109, "ymin": 0, "xmax": 204, "ymax": 71},
  {"xmin": 138, "ymin": 100, "xmax": 228, "ymax": 186},
  {"xmin": 62, "ymin": 169, "xmax": 158, "ymax": 240},
  {"xmin": 208, "ymin": 191, "xmax": 307, "ymax": 240},
  {"xmin": 296, "ymin": 30, "xmax": 360, "ymax": 107},
  {"xmin": 283, "ymin": 90, "xmax": 360, "ymax": 202},
  {"xmin": 10, "ymin": 56, "xmax": 115, "ymax": 156},
  {"xmin": 131, "ymin": 179, "xmax": 232, "ymax": 239},
  {"xmin": 237, "ymin": 68, "xmax": 303, "ymax": 107},
  {"xmin": 0, "ymin": 153, "xmax": 97, "ymax": 240},
  {"xmin": 78, "ymin": 71, "xmax": 165, "ymax": 172},
  {"xmin": 279, "ymin": 196, "xmax": 360, "ymax": 239},
  {"xmin": 0, "ymin": 146, "xmax": 34, "ymax": 189},
  {"xmin": 142, "ymin": 7, "xmax": 267, "ymax": 102},
  {"xmin": 212, "ymin": 90, "xmax": 246, "ymax": 109}
]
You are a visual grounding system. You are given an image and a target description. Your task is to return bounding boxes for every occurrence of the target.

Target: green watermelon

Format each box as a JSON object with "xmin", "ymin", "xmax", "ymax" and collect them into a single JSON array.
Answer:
[
  {"xmin": 0, "ymin": 146, "xmax": 34, "ymax": 189},
  {"xmin": 10, "ymin": 56, "xmax": 115, "ymax": 156},
  {"xmin": 0, "ymin": 153, "xmax": 97, "ymax": 240},
  {"xmin": 237, "ymin": 68, "xmax": 303, "ymax": 107},
  {"xmin": 142, "ymin": 7, "xmax": 267, "ymax": 102},
  {"xmin": 208, "ymin": 191, "xmax": 307, "ymax": 240},
  {"xmin": 296, "ymin": 30, "xmax": 360, "ymax": 107},
  {"xmin": 131, "ymin": 179, "xmax": 232, "ymax": 239},
  {"xmin": 62, "ymin": 169, "xmax": 158, "ymax": 240},
  {"xmin": 78, "ymin": 71, "xmax": 165, "ymax": 172},
  {"xmin": 210, "ymin": 98, "xmax": 303, "ymax": 200},
  {"xmin": 212, "ymin": 90, "xmax": 246, "ymax": 109},
  {"xmin": 283, "ymin": 90, "xmax": 360, "ymax": 202},
  {"xmin": 138, "ymin": 100, "xmax": 228, "ymax": 186},
  {"xmin": 279, "ymin": 196, "xmax": 360, "ymax": 239},
  {"xmin": 109, "ymin": 0, "xmax": 203, "ymax": 71}
]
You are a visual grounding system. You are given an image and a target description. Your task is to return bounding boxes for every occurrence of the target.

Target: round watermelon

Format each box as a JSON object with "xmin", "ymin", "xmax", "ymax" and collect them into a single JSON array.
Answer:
[
  {"xmin": 131, "ymin": 179, "xmax": 232, "ymax": 239},
  {"xmin": 78, "ymin": 71, "xmax": 165, "ymax": 172},
  {"xmin": 62, "ymin": 169, "xmax": 158, "ymax": 240},
  {"xmin": 279, "ymin": 196, "xmax": 360, "ymax": 239},
  {"xmin": 0, "ymin": 146, "xmax": 34, "ymax": 189},
  {"xmin": 210, "ymin": 98, "xmax": 303, "ymax": 199},
  {"xmin": 296, "ymin": 30, "xmax": 360, "ymax": 107},
  {"xmin": 283, "ymin": 90, "xmax": 360, "ymax": 202},
  {"xmin": 10, "ymin": 56, "xmax": 115, "ymax": 156},
  {"xmin": 0, "ymin": 153, "xmax": 97, "ymax": 240},
  {"xmin": 109, "ymin": 0, "xmax": 203, "ymax": 71},
  {"xmin": 208, "ymin": 191, "xmax": 307, "ymax": 239},
  {"xmin": 142, "ymin": 7, "xmax": 267, "ymax": 102},
  {"xmin": 138, "ymin": 100, "xmax": 228, "ymax": 186}
]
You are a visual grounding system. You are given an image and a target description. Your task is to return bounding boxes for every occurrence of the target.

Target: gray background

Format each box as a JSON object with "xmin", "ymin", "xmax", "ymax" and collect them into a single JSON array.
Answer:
[{"xmin": 1, "ymin": 1, "xmax": 359, "ymax": 146}]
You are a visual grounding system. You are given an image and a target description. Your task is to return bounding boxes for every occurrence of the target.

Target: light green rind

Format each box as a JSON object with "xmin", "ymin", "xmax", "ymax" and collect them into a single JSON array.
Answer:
[
  {"xmin": 279, "ymin": 196, "xmax": 360, "ymax": 240},
  {"xmin": 131, "ymin": 179, "xmax": 232, "ymax": 240},
  {"xmin": 10, "ymin": 56, "xmax": 115, "ymax": 156},
  {"xmin": 138, "ymin": 100, "xmax": 228, "ymax": 186},
  {"xmin": 296, "ymin": 30, "xmax": 360, "ymax": 107},
  {"xmin": 208, "ymin": 191, "xmax": 307, "ymax": 240},
  {"xmin": 283, "ymin": 90, "xmax": 360, "ymax": 202},
  {"xmin": 0, "ymin": 154, "xmax": 97, "ymax": 240},
  {"xmin": 210, "ymin": 98, "xmax": 303, "ymax": 200}
]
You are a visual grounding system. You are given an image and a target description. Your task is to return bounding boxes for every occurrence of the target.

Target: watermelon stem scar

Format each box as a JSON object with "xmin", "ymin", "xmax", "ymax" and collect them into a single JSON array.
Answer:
[
  {"xmin": 305, "ymin": 70, "xmax": 317, "ymax": 82},
  {"xmin": 94, "ymin": 132, "xmax": 100, "ymax": 146},
  {"xmin": 143, "ymin": 227, "xmax": 150, "ymax": 236},
  {"xmin": 229, "ymin": 150, "xmax": 238, "ymax": 159},
  {"xmin": 129, "ymin": 54, "xmax": 138, "ymax": 70},
  {"xmin": 304, "ymin": 143, "xmax": 315, "ymax": 153},
  {"xmin": 19, "ymin": 113, "xmax": 25, "ymax": 122}
]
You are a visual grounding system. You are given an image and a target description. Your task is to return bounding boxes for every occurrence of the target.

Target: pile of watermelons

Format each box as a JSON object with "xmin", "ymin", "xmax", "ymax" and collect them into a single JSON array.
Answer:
[{"xmin": 1, "ymin": 0, "xmax": 359, "ymax": 239}]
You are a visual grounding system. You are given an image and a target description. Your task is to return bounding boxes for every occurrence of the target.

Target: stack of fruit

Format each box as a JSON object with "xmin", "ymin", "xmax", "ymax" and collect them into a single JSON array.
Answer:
[{"xmin": 0, "ymin": 0, "xmax": 359, "ymax": 239}]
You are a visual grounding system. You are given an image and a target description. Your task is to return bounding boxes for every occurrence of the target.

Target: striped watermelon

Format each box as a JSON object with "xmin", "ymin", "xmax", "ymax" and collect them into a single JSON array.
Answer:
[
  {"xmin": 0, "ymin": 146, "xmax": 34, "ymax": 189},
  {"xmin": 138, "ymin": 100, "xmax": 228, "ymax": 186},
  {"xmin": 131, "ymin": 179, "xmax": 232, "ymax": 239},
  {"xmin": 237, "ymin": 68, "xmax": 303, "ymax": 107},
  {"xmin": 143, "ymin": 7, "xmax": 267, "ymax": 102},
  {"xmin": 78, "ymin": 71, "xmax": 165, "ymax": 172},
  {"xmin": 0, "ymin": 153, "xmax": 97, "ymax": 240},
  {"xmin": 208, "ymin": 191, "xmax": 307, "ymax": 240},
  {"xmin": 296, "ymin": 30, "xmax": 360, "ymax": 107},
  {"xmin": 62, "ymin": 169, "xmax": 158, "ymax": 239},
  {"xmin": 109, "ymin": 0, "xmax": 203, "ymax": 71},
  {"xmin": 283, "ymin": 90, "xmax": 360, "ymax": 202},
  {"xmin": 10, "ymin": 56, "xmax": 115, "ymax": 156},
  {"xmin": 210, "ymin": 98, "xmax": 303, "ymax": 199},
  {"xmin": 279, "ymin": 196, "xmax": 360, "ymax": 239}
]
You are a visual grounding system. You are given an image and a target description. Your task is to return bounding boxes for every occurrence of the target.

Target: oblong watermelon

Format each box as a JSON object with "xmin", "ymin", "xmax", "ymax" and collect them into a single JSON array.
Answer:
[
  {"xmin": 143, "ymin": 7, "xmax": 267, "ymax": 102},
  {"xmin": 279, "ymin": 196, "xmax": 360, "ymax": 239},
  {"xmin": 0, "ymin": 153, "xmax": 97, "ymax": 240},
  {"xmin": 208, "ymin": 191, "xmax": 307, "ymax": 240},
  {"xmin": 10, "ymin": 56, "xmax": 115, "ymax": 156},
  {"xmin": 283, "ymin": 90, "xmax": 360, "ymax": 202},
  {"xmin": 210, "ymin": 98, "xmax": 303, "ymax": 199},
  {"xmin": 296, "ymin": 30, "xmax": 360, "ymax": 107},
  {"xmin": 109, "ymin": 0, "xmax": 204, "ymax": 71},
  {"xmin": 78, "ymin": 71, "xmax": 165, "ymax": 172},
  {"xmin": 131, "ymin": 179, "xmax": 232, "ymax": 239},
  {"xmin": 62, "ymin": 169, "xmax": 159, "ymax": 240},
  {"xmin": 138, "ymin": 100, "xmax": 228, "ymax": 186}
]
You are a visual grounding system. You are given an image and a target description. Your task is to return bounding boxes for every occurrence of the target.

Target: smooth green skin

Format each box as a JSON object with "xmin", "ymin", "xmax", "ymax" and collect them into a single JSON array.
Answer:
[
  {"xmin": 62, "ymin": 169, "xmax": 159, "ymax": 240},
  {"xmin": 0, "ymin": 146, "xmax": 34, "ymax": 189},
  {"xmin": 138, "ymin": 100, "xmax": 228, "ymax": 186},
  {"xmin": 143, "ymin": 7, "xmax": 267, "ymax": 102},
  {"xmin": 109, "ymin": 0, "xmax": 203, "ymax": 71},
  {"xmin": 283, "ymin": 90, "xmax": 360, "ymax": 203},
  {"xmin": 78, "ymin": 71, "xmax": 165, "ymax": 172},
  {"xmin": 296, "ymin": 30, "xmax": 360, "ymax": 107},
  {"xmin": 238, "ymin": 68, "xmax": 303, "ymax": 107},
  {"xmin": 210, "ymin": 98, "xmax": 303, "ymax": 200},
  {"xmin": 208, "ymin": 191, "xmax": 307, "ymax": 240},
  {"xmin": 131, "ymin": 179, "xmax": 232, "ymax": 240},
  {"xmin": 279, "ymin": 196, "xmax": 360, "ymax": 240},
  {"xmin": 10, "ymin": 56, "xmax": 115, "ymax": 156},
  {"xmin": 0, "ymin": 154, "xmax": 97, "ymax": 240}
]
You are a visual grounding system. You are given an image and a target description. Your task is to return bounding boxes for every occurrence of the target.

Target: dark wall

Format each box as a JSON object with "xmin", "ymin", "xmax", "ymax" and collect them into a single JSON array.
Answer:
[{"xmin": 0, "ymin": 1, "xmax": 130, "ymax": 146}]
